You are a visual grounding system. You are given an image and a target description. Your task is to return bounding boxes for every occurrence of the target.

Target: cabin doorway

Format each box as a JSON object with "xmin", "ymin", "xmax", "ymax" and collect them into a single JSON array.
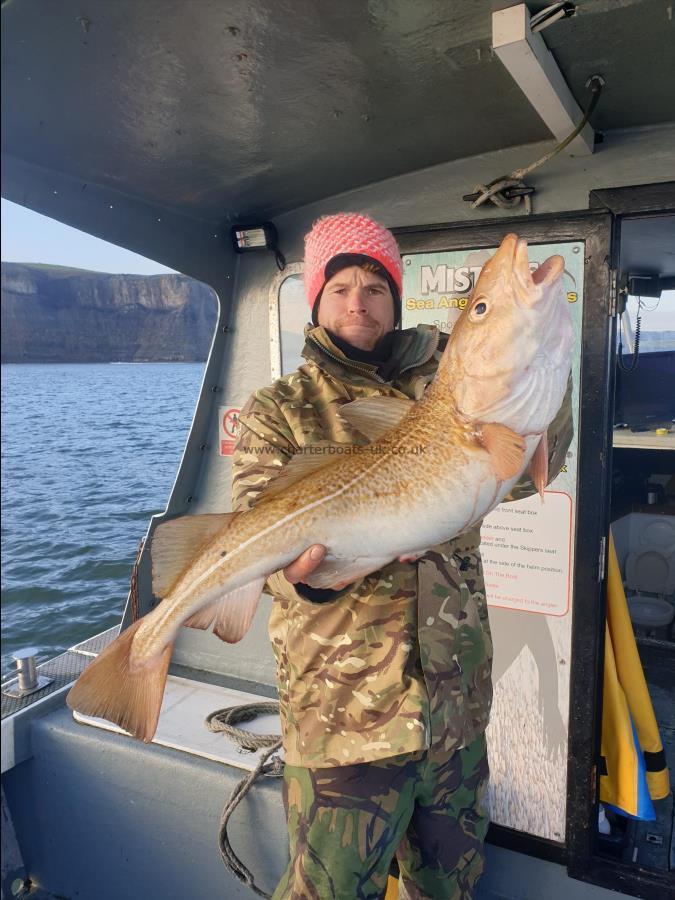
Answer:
[{"xmin": 600, "ymin": 207, "xmax": 675, "ymax": 889}]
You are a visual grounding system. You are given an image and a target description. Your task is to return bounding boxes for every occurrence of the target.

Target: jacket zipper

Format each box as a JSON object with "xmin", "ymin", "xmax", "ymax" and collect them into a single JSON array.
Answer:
[{"xmin": 307, "ymin": 335, "xmax": 387, "ymax": 382}]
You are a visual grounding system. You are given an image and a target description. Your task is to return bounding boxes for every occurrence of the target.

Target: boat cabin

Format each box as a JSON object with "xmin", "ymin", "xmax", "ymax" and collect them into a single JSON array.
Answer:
[{"xmin": 2, "ymin": 2, "xmax": 674, "ymax": 898}]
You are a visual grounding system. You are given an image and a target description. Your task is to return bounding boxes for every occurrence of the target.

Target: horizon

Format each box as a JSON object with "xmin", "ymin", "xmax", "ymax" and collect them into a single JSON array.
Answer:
[{"xmin": 1, "ymin": 259, "xmax": 181, "ymax": 277}]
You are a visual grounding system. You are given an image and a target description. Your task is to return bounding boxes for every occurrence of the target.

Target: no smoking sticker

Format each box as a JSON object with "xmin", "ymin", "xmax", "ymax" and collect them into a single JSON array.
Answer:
[{"xmin": 219, "ymin": 406, "xmax": 241, "ymax": 456}]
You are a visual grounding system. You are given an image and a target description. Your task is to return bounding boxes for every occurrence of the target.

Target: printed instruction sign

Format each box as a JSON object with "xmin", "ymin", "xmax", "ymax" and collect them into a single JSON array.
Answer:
[
  {"xmin": 219, "ymin": 406, "xmax": 241, "ymax": 456},
  {"xmin": 480, "ymin": 492, "xmax": 573, "ymax": 616}
]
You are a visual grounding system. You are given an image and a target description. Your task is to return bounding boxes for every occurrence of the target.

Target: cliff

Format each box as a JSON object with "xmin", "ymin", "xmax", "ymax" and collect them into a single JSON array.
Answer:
[{"xmin": 1, "ymin": 263, "xmax": 218, "ymax": 363}]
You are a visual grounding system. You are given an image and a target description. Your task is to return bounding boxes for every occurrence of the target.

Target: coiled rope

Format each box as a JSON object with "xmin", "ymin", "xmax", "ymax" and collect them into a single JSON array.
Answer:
[
  {"xmin": 206, "ymin": 702, "xmax": 283, "ymax": 898},
  {"xmin": 465, "ymin": 74, "xmax": 604, "ymax": 214}
]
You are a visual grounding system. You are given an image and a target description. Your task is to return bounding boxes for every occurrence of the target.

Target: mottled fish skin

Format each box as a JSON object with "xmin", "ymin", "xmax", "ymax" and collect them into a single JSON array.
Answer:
[{"xmin": 132, "ymin": 234, "xmax": 571, "ymax": 664}]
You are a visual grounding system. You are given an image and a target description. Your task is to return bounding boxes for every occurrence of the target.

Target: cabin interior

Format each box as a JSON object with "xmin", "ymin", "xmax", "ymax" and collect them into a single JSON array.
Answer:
[
  {"xmin": 2, "ymin": 2, "xmax": 675, "ymax": 899},
  {"xmin": 605, "ymin": 212, "xmax": 675, "ymax": 876}
]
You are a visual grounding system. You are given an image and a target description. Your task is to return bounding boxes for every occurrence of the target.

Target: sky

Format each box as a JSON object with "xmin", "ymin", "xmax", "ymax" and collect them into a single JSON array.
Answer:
[{"xmin": 1, "ymin": 199, "xmax": 177, "ymax": 275}]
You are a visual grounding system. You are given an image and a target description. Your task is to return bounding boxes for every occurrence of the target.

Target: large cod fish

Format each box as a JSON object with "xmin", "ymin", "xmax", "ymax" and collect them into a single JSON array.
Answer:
[{"xmin": 67, "ymin": 233, "xmax": 573, "ymax": 742}]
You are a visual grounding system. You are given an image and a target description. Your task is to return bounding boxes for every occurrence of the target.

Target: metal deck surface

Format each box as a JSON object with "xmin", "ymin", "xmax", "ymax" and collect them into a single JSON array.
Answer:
[{"xmin": 1, "ymin": 626, "xmax": 119, "ymax": 719}]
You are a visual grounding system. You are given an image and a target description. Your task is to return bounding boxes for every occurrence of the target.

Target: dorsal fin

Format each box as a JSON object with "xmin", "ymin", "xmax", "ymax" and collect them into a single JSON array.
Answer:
[
  {"xmin": 255, "ymin": 442, "xmax": 348, "ymax": 504},
  {"xmin": 338, "ymin": 397, "xmax": 414, "ymax": 441},
  {"xmin": 151, "ymin": 513, "xmax": 237, "ymax": 598},
  {"xmin": 478, "ymin": 423, "xmax": 526, "ymax": 480}
]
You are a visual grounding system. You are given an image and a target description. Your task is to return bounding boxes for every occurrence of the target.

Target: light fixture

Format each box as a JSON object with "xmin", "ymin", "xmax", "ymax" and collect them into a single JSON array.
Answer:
[
  {"xmin": 231, "ymin": 223, "xmax": 286, "ymax": 269},
  {"xmin": 492, "ymin": 2, "xmax": 593, "ymax": 156}
]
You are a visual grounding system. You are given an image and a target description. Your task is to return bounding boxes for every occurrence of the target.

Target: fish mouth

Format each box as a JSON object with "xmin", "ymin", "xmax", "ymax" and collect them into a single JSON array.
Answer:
[
  {"xmin": 494, "ymin": 234, "xmax": 563, "ymax": 309},
  {"xmin": 512, "ymin": 238, "xmax": 538, "ymax": 308},
  {"xmin": 532, "ymin": 255, "xmax": 562, "ymax": 286}
]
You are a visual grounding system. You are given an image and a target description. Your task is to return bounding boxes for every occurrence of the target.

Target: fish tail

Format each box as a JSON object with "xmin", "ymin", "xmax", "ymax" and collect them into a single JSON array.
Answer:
[{"xmin": 66, "ymin": 617, "xmax": 172, "ymax": 743}]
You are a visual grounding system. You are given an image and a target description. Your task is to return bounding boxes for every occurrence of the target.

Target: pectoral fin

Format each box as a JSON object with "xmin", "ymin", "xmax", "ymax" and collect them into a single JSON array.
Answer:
[
  {"xmin": 152, "ymin": 513, "xmax": 238, "ymax": 598},
  {"xmin": 183, "ymin": 577, "xmax": 266, "ymax": 643},
  {"xmin": 479, "ymin": 423, "xmax": 526, "ymax": 480},
  {"xmin": 528, "ymin": 433, "xmax": 549, "ymax": 501},
  {"xmin": 337, "ymin": 397, "xmax": 414, "ymax": 441}
]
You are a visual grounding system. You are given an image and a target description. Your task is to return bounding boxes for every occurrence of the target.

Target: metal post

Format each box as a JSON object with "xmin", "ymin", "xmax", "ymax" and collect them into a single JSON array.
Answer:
[{"xmin": 12, "ymin": 649, "xmax": 39, "ymax": 692}]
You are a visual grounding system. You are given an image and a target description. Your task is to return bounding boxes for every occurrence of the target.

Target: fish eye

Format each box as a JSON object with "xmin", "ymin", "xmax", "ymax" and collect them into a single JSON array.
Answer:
[{"xmin": 469, "ymin": 299, "xmax": 488, "ymax": 320}]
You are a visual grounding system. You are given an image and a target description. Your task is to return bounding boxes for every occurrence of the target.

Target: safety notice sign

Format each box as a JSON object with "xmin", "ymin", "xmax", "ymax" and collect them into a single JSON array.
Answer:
[
  {"xmin": 219, "ymin": 406, "xmax": 241, "ymax": 456},
  {"xmin": 481, "ymin": 491, "xmax": 573, "ymax": 616}
]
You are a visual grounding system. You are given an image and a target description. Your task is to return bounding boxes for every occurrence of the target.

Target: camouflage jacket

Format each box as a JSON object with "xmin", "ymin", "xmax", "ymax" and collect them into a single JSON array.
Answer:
[{"xmin": 232, "ymin": 324, "xmax": 573, "ymax": 768}]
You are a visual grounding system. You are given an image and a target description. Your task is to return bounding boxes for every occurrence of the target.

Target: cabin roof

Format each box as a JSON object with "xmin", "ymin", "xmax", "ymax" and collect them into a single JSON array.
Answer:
[{"xmin": 2, "ymin": 0, "xmax": 674, "ymax": 226}]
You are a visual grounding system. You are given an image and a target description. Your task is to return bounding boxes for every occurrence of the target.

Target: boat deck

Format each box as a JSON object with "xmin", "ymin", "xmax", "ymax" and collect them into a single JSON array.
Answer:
[{"xmin": 2, "ymin": 644, "xmax": 634, "ymax": 900}]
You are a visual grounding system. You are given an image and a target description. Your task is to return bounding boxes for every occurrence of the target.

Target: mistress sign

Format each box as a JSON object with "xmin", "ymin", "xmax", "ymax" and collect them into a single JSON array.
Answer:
[{"xmin": 402, "ymin": 247, "xmax": 579, "ymax": 335}]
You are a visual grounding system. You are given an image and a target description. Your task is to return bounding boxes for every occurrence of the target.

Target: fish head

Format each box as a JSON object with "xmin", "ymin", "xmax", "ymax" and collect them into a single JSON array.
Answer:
[{"xmin": 442, "ymin": 233, "xmax": 573, "ymax": 434}]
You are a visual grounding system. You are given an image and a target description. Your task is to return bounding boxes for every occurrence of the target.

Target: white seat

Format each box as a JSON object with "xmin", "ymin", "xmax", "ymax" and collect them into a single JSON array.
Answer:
[
  {"xmin": 625, "ymin": 550, "xmax": 674, "ymax": 595},
  {"xmin": 627, "ymin": 595, "xmax": 675, "ymax": 629},
  {"xmin": 637, "ymin": 517, "xmax": 675, "ymax": 556}
]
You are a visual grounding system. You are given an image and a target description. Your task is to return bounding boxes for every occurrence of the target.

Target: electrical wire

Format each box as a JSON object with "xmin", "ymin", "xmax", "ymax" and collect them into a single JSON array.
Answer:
[
  {"xmin": 532, "ymin": 10, "xmax": 567, "ymax": 32},
  {"xmin": 635, "ymin": 295, "xmax": 662, "ymax": 312},
  {"xmin": 530, "ymin": 2, "xmax": 567, "ymax": 27},
  {"xmin": 467, "ymin": 74, "xmax": 604, "ymax": 214},
  {"xmin": 531, "ymin": 2, "xmax": 576, "ymax": 33},
  {"xmin": 617, "ymin": 297, "xmax": 642, "ymax": 373}
]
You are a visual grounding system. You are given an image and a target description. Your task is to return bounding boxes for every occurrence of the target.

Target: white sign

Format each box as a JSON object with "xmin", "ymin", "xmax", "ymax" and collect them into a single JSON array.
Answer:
[
  {"xmin": 404, "ymin": 240, "xmax": 584, "ymax": 843},
  {"xmin": 481, "ymin": 491, "xmax": 573, "ymax": 616}
]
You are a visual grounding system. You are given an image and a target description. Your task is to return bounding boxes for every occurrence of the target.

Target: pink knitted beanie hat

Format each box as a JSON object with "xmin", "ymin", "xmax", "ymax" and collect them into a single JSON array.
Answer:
[{"xmin": 304, "ymin": 213, "xmax": 403, "ymax": 322}]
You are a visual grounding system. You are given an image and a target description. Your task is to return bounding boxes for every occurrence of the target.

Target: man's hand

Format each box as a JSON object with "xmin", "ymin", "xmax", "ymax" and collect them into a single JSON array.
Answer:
[
  {"xmin": 283, "ymin": 545, "xmax": 425, "ymax": 592},
  {"xmin": 399, "ymin": 552, "xmax": 426, "ymax": 564},
  {"xmin": 283, "ymin": 544, "xmax": 352, "ymax": 591},
  {"xmin": 283, "ymin": 544, "xmax": 327, "ymax": 584}
]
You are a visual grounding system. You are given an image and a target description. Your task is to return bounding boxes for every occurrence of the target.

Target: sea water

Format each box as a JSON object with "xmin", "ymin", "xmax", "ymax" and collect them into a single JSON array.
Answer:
[{"xmin": 1, "ymin": 362, "xmax": 205, "ymax": 675}]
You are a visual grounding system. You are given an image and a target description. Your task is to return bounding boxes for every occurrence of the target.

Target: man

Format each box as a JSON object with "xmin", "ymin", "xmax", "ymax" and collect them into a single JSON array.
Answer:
[{"xmin": 232, "ymin": 213, "xmax": 572, "ymax": 899}]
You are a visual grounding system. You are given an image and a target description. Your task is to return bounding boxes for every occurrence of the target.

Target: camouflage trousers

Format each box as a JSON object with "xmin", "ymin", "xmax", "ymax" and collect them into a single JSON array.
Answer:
[{"xmin": 272, "ymin": 733, "xmax": 489, "ymax": 900}]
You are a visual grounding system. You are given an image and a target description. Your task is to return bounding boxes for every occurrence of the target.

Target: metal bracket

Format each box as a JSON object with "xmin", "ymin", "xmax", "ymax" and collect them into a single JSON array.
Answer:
[
  {"xmin": 608, "ymin": 269, "xmax": 618, "ymax": 317},
  {"xmin": 2, "ymin": 648, "xmax": 54, "ymax": 698},
  {"xmin": 2, "ymin": 674, "xmax": 54, "ymax": 699},
  {"xmin": 598, "ymin": 535, "xmax": 607, "ymax": 582}
]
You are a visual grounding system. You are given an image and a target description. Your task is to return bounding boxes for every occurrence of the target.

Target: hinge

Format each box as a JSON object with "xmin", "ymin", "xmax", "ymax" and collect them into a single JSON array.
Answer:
[
  {"xmin": 608, "ymin": 269, "xmax": 618, "ymax": 316},
  {"xmin": 598, "ymin": 535, "xmax": 607, "ymax": 582}
]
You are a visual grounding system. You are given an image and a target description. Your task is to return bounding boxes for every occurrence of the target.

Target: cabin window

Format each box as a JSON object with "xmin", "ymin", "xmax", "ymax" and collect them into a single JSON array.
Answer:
[
  {"xmin": 278, "ymin": 273, "xmax": 308, "ymax": 376},
  {"xmin": 1, "ymin": 200, "xmax": 215, "ymax": 672},
  {"xmin": 615, "ymin": 290, "xmax": 675, "ymax": 432}
]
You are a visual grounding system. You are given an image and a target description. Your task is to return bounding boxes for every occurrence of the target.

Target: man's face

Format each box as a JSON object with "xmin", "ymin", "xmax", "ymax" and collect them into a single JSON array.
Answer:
[{"xmin": 317, "ymin": 265, "xmax": 395, "ymax": 351}]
